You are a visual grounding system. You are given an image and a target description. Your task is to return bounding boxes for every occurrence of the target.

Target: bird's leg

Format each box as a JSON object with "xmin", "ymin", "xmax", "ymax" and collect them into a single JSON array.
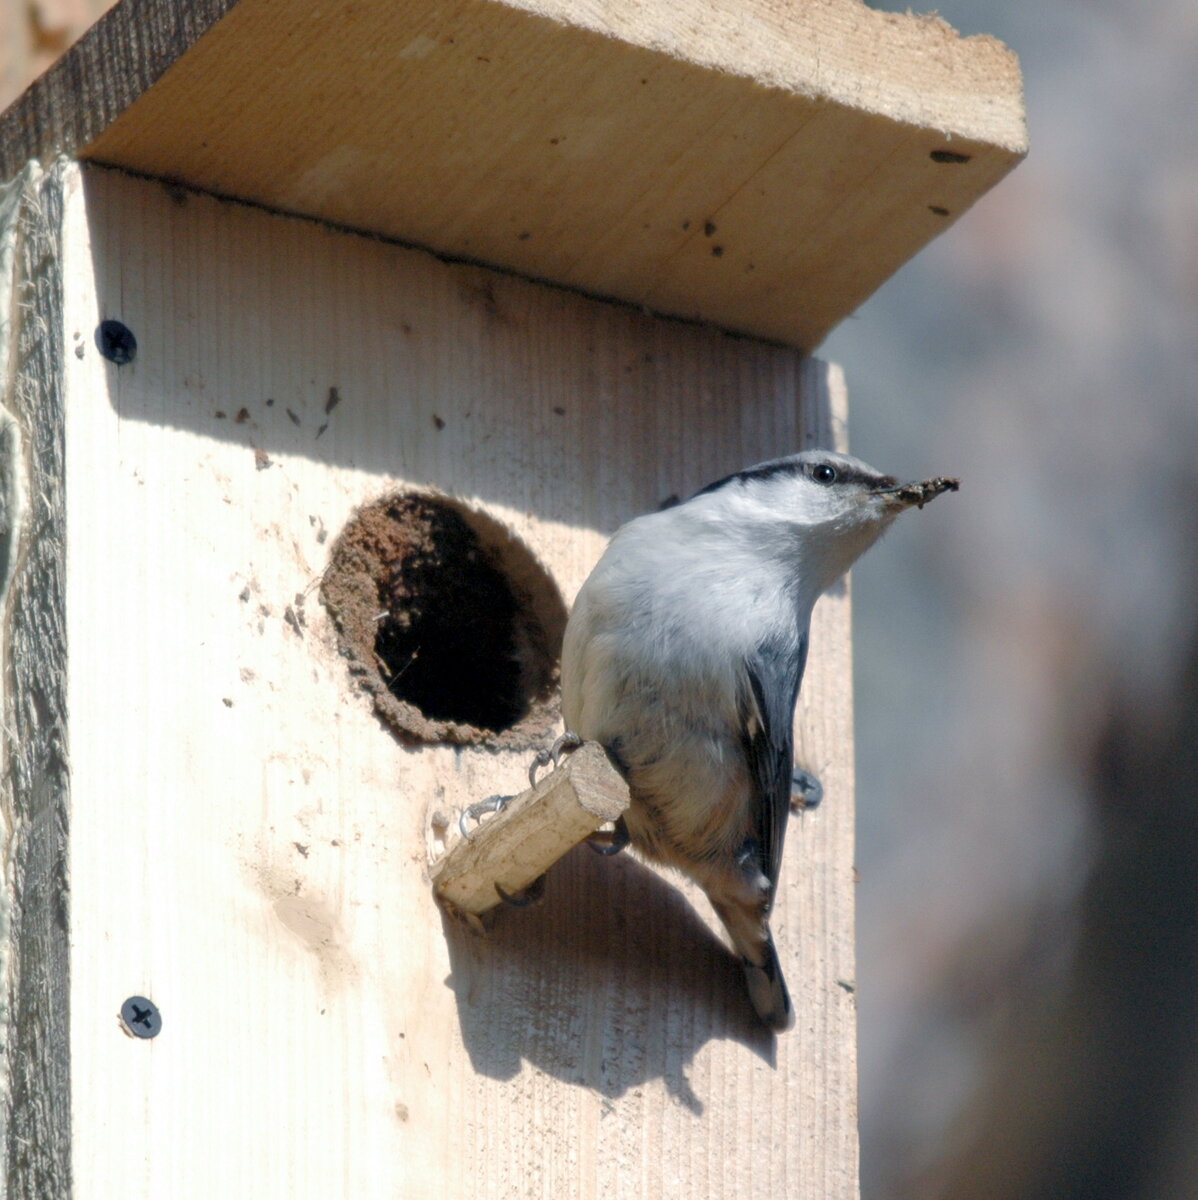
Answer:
[
  {"xmin": 494, "ymin": 874, "xmax": 547, "ymax": 907},
  {"xmin": 458, "ymin": 793, "xmax": 513, "ymax": 839},
  {"xmin": 528, "ymin": 730, "xmax": 584, "ymax": 788},
  {"xmin": 790, "ymin": 766, "xmax": 824, "ymax": 811},
  {"xmin": 587, "ymin": 814, "xmax": 630, "ymax": 856}
]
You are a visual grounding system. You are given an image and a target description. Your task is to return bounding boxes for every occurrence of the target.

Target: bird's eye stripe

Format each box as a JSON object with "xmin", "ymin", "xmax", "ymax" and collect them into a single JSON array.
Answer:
[{"xmin": 692, "ymin": 456, "xmax": 895, "ymax": 496}]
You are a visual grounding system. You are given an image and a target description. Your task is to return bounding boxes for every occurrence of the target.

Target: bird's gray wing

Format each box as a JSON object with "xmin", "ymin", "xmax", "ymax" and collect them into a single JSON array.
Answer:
[{"xmin": 742, "ymin": 628, "xmax": 809, "ymax": 906}]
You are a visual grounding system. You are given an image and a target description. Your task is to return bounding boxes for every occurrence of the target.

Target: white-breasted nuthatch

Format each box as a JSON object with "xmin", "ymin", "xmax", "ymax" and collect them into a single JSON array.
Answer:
[{"xmin": 560, "ymin": 450, "xmax": 958, "ymax": 1030}]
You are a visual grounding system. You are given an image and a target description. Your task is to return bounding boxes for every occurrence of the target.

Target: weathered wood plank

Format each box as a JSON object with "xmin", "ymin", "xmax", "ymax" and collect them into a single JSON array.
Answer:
[
  {"xmin": 0, "ymin": 161, "xmax": 72, "ymax": 1200},
  {"xmin": 0, "ymin": 0, "xmax": 1025, "ymax": 350},
  {"xmin": 0, "ymin": 0, "xmax": 235, "ymax": 173}
]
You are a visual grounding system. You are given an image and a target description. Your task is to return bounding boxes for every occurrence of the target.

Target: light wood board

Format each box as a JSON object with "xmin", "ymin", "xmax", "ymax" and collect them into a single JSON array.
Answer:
[
  {"xmin": 2, "ymin": 159, "xmax": 859, "ymax": 1198},
  {"xmin": 0, "ymin": 0, "xmax": 1026, "ymax": 350}
]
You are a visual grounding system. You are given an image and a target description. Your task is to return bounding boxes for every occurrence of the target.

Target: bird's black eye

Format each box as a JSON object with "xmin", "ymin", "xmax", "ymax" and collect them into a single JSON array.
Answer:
[{"xmin": 812, "ymin": 463, "xmax": 838, "ymax": 485}]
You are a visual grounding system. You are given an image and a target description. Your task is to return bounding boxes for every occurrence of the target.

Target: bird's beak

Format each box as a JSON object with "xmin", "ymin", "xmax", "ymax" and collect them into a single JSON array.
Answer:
[{"xmin": 870, "ymin": 476, "xmax": 960, "ymax": 510}]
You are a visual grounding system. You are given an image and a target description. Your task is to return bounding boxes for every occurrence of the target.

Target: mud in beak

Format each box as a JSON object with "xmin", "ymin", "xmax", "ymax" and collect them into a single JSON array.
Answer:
[{"xmin": 871, "ymin": 476, "xmax": 960, "ymax": 510}]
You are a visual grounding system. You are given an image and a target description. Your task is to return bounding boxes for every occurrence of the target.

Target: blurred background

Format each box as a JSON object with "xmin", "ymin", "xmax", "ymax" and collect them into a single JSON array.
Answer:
[
  {"xmin": 4, "ymin": 2, "xmax": 1195, "ymax": 1196},
  {"xmin": 828, "ymin": 3, "xmax": 1198, "ymax": 1197}
]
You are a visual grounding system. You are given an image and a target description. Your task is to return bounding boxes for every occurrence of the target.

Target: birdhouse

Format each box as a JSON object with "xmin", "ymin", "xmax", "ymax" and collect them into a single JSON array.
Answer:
[{"xmin": 0, "ymin": 1, "xmax": 1024, "ymax": 1195}]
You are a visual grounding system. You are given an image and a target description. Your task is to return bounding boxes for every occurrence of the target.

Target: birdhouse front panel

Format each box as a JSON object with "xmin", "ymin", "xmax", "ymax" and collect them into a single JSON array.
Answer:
[{"xmin": 42, "ymin": 159, "xmax": 858, "ymax": 1199}]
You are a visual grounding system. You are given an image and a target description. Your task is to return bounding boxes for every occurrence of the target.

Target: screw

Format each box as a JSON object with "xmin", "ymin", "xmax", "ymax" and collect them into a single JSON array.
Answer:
[
  {"xmin": 120, "ymin": 995, "xmax": 162, "ymax": 1039},
  {"xmin": 95, "ymin": 320, "xmax": 138, "ymax": 365}
]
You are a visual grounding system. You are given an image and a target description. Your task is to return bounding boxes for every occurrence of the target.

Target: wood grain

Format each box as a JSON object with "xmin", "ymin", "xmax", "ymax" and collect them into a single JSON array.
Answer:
[
  {"xmin": 3, "ymin": 160, "xmax": 860, "ymax": 1198},
  {"xmin": 0, "ymin": 0, "xmax": 1025, "ymax": 351},
  {"xmin": 0, "ymin": 162, "xmax": 72, "ymax": 1199}
]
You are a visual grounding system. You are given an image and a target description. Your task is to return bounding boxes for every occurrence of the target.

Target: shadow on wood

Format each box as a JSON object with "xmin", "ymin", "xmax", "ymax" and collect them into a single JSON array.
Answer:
[
  {"xmin": 441, "ymin": 843, "xmax": 777, "ymax": 1116},
  {"xmin": 76, "ymin": 164, "xmax": 818, "ymax": 527}
]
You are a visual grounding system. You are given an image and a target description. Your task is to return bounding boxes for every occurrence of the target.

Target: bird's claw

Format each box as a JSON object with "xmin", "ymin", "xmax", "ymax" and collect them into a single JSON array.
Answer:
[
  {"xmin": 528, "ymin": 730, "xmax": 584, "ymax": 788},
  {"xmin": 790, "ymin": 767, "xmax": 824, "ymax": 811},
  {"xmin": 587, "ymin": 815, "xmax": 630, "ymax": 856},
  {"xmin": 494, "ymin": 874, "xmax": 547, "ymax": 907},
  {"xmin": 459, "ymin": 794, "xmax": 512, "ymax": 839}
]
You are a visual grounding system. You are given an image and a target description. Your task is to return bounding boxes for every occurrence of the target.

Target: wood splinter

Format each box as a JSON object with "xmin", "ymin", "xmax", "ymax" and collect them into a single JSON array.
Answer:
[{"xmin": 432, "ymin": 741, "xmax": 630, "ymax": 917}]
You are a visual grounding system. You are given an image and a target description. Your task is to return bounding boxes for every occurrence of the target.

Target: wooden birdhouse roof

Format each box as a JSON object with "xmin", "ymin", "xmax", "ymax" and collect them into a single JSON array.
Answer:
[{"xmin": 0, "ymin": 0, "xmax": 1025, "ymax": 350}]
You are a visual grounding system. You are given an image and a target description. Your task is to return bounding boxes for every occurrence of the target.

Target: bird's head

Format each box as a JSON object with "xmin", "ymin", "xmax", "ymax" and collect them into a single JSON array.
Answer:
[{"xmin": 693, "ymin": 450, "xmax": 959, "ymax": 593}]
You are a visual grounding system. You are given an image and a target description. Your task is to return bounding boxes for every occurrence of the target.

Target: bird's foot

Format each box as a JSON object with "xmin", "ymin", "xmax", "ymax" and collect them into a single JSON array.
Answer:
[
  {"xmin": 494, "ymin": 874, "xmax": 547, "ymax": 907},
  {"xmin": 458, "ymin": 793, "xmax": 513, "ymax": 839},
  {"xmin": 790, "ymin": 767, "xmax": 824, "ymax": 811},
  {"xmin": 587, "ymin": 814, "xmax": 630, "ymax": 857},
  {"xmin": 528, "ymin": 730, "xmax": 583, "ymax": 788}
]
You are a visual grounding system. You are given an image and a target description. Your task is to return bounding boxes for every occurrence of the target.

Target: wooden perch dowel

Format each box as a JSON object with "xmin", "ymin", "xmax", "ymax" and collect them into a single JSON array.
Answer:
[{"xmin": 432, "ymin": 741, "xmax": 630, "ymax": 916}]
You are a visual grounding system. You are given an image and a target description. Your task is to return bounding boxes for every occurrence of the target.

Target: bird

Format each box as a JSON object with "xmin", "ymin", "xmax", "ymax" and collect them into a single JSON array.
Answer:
[{"xmin": 559, "ymin": 449, "xmax": 958, "ymax": 1030}]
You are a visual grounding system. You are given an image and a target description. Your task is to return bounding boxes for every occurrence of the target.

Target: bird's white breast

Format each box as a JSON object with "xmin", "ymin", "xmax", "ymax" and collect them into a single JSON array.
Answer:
[{"xmin": 562, "ymin": 504, "xmax": 802, "ymax": 746}]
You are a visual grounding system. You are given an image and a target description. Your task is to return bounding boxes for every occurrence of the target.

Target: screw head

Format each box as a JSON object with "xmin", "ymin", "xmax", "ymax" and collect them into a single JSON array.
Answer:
[
  {"xmin": 95, "ymin": 320, "xmax": 138, "ymax": 365},
  {"xmin": 120, "ymin": 995, "xmax": 162, "ymax": 1039}
]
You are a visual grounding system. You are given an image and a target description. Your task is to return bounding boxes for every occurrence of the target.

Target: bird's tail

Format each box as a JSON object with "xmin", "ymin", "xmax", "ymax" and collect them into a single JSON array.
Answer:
[
  {"xmin": 710, "ymin": 889, "xmax": 795, "ymax": 1032},
  {"xmin": 741, "ymin": 933, "xmax": 794, "ymax": 1032}
]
